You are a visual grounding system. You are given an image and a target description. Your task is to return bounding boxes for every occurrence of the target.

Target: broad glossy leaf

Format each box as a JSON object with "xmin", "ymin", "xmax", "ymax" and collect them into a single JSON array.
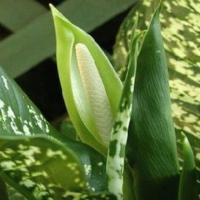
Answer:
[
  {"xmin": 0, "ymin": 135, "xmax": 116, "ymax": 199},
  {"xmin": 50, "ymin": 5, "xmax": 123, "ymax": 154},
  {"xmin": 127, "ymin": 5, "xmax": 179, "ymax": 200},
  {"xmin": 0, "ymin": 67, "xmax": 51, "ymax": 137},
  {"xmin": 0, "ymin": 135, "xmax": 108, "ymax": 198},
  {"xmin": 0, "ymin": 135, "xmax": 87, "ymax": 199},
  {"xmin": 178, "ymin": 134, "xmax": 197, "ymax": 200},
  {"xmin": 0, "ymin": 66, "xmax": 108, "ymax": 197}
]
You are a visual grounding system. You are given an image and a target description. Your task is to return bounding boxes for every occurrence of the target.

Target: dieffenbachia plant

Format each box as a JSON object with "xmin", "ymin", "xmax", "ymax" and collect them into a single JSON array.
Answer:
[{"xmin": 0, "ymin": 1, "xmax": 199, "ymax": 200}]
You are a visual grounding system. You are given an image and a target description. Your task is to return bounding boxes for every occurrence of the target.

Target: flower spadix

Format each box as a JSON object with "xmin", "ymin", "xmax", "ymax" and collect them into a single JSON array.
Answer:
[{"xmin": 50, "ymin": 5, "xmax": 122, "ymax": 154}]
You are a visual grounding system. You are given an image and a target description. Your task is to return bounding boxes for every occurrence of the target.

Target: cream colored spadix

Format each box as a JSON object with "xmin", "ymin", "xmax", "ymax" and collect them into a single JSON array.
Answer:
[
  {"xmin": 50, "ymin": 4, "xmax": 122, "ymax": 154},
  {"xmin": 75, "ymin": 43, "xmax": 113, "ymax": 147}
]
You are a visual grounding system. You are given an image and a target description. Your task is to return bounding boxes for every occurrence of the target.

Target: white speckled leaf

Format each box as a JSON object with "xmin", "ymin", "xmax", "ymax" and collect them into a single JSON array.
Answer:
[
  {"xmin": 0, "ymin": 67, "xmax": 51, "ymax": 137},
  {"xmin": 0, "ymin": 135, "xmax": 86, "ymax": 200},
  {"xmin": 0, "ymin": 135, "xmax": 115, "ymax": 200},
  {"xmin": 0, "ymin": 66, "xmax": 109, "ymax": 198},
  {"xmin": 106, "ymin": 33, "xmax": 142, "ymax": 200}
]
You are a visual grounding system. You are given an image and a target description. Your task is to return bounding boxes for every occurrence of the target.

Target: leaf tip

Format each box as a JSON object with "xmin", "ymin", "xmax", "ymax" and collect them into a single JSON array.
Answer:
[{"xmin": 49, "ymin": 3, "xmax": 57, "ymax": 16}]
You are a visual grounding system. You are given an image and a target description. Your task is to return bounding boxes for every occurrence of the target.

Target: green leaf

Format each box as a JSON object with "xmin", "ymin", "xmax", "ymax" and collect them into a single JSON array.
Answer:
[
  {"xmin": 0, "ymin": 66, "xmax": 108, "ymax": 197},
  {"xmin": 0, "ymin": 67, "xmax": 51, "ymax": 137},
  {"xmin": 7, "ymin": 185, "xmax": 27, "ymax": 200},
  {"xmin": 55, "ymin": 119, "xmax": 77, "ymax": 141},
  {"xmin": 50, "ymin": 5, "xmax": 123, "ymax": 154},
  {"xmin": 52, "ymin": 191, "xmax": 117, "ymax": 200},
  {"xmin": 127, "ymin": 4, "xmax": 179, "ymax": 200},
  {"xmin": 0, "ymin": 135, "xmax": 87, "ymax": 200},
  {"xmin": 0, "ymin": 177, "xmax": 9, "ymax": 200},
  {"xmin": 112, "ymin": 4, "xmax": 139, "ymax": 81},
  {"xmin": 106, "ymin": 32, "xmax": 143, "ymax": 199},
  {"xmin": 178, "ymin": 134, "xmax": 197, "ymax": 200},
  {"xmin": 0, "ymin": 134, "xmax": 113, "ymax": 199},
  {"xmin": 113, "ymin": 0, "xmax": 200, "ymax": 166}
]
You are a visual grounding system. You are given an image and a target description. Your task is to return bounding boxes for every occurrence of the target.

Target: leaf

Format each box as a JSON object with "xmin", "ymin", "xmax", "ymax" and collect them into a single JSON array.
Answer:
[
  {"xmin": 0, "ymin": 177, "xmax": 8, "ymax": 200},
  {"xmin": 106, "ymin": 32, "xmax": 142, "ymax": 200},
  {"xmin": 55, "ymin": 191, "xmax": 117, "ymax": 200},
  {"xmin": 127, "ymin": 4, "xmax": 179, "ymax": 200},
  {"xmin": 0, "ymin": 135, "xmax": 114, "ymax": 199},
  {"xmin": 0, "ymin": 67, "xmax": 51, "ymax": 137},
  {"xmin": 7, "ymin": 185, "xmax": 27, "ymax": 200},
  {"xmin": 112, "ymin": 4, "xmax": 139, "ymax": 81},
  {"xmin": 0, "ymin": 66, "xmax": 108, "ymax": 197},
  {"xmin": 0, "ymin": 135, "xmax": 87, "ymax": 200},
  {"xmin": 113, "ymin": 0, "xmax": 200, "ymax": 166},
  {"xmin": 50, "ymin": 4, "xmax": 123, "ymax": 154},
  {"xmin": 178, "ymin": 134, "xmax": 197, "ymax": 200},
  {"xmin": 54, "ymin": 119, "xmax": 77, "ymax": 141}
]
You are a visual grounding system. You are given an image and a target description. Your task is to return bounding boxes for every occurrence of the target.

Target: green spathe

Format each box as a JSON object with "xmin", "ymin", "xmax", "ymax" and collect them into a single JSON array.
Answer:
[{"xmin": 50, "ymin": 4, "xmax": 122, "ymax": 155}]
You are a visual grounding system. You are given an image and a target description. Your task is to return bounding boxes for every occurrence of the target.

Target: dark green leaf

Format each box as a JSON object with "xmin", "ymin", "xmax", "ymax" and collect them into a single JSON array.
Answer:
[
  {"xmin": 0, "ymin": 66, "xmax": 108, "ymax": 197},
  {"xmin": 7, "ymin": 185, "xmax": 27, "ymax": 200},
  {"xmin": 54, "ymin": 119, "xmax": 77, "ymax": 141},
  {"xmin": 128, "ymin": 5, "xmax": 179, "ymax": 200},
  {"xmin": 113, "ymin": 0, "xmax": 200, "ymax": 167},
  {"xmin": 0, "ymin": 177, "xmax": 8, "ymax": 200},
  {"xmin": 178, "ymin": 134, "xmax": 197, "ymax": 200}
]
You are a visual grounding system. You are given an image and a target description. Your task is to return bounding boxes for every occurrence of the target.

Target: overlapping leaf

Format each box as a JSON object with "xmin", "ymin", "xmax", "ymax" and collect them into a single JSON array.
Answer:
[
  {"xmin": 113, "ymin": 0, "xmax": 200, "ymax": 167},
  {"xmin": 0, "ymin": 136, "xmax": 87, "ymax": 200},
  {"xmin": 126, "ymin": 4, "xmax": 179, "ymax": 200},
  {"xmin": 0, "ymin": 66, "xmax": 109, "ymax": 199}
]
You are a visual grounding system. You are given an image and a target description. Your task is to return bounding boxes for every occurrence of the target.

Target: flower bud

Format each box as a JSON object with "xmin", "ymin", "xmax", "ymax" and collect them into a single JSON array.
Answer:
[{"xmin": 50, "ymin": 5, "xmax": 122, "ymax": 154}]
